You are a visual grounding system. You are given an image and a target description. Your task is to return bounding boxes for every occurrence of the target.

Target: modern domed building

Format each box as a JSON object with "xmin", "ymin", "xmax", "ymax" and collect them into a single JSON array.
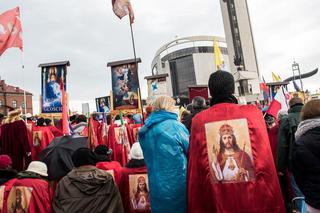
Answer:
[
  {"xmin": 147, "ymin": 35, "xmax": 261, "ymax": 103},
  {"xmin": 148, "ymin": 36, "xmax": 230, "ymax": 101}
]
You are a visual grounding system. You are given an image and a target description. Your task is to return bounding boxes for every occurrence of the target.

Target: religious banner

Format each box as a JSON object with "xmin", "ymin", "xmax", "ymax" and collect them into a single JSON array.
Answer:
[
  {"xmin": 108, "ymin": 58, "xmax": 141, "ymax": 110},
  {"xmin": 145, "ymin": 74, "xmax": 169, "ymax": 102},
  {"xmin": 205, "ymin": 118, "xmax": 255, "ymax": 183},
  {"xmin": 188, "ymin": 85, "xmax": 208, "ymax": 102},
  {"xmin": 39, "ymin": 61, "xmax": 69, "ymax": 114},
  {"xmin": 96, "ymin": 96, "xmax": 111, "ymax": 113}
]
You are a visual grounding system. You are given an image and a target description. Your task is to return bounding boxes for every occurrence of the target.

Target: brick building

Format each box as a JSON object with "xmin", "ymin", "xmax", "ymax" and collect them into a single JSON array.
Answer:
[{"xmin": 0, "ymin": 79, "xmax": 33, "ymax": 115}]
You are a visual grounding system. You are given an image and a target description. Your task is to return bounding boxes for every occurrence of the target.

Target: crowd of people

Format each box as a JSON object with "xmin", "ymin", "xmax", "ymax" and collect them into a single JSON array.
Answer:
[{"xmin": 0, "ymin": 70, "xmax": 319, "ymax": 213}]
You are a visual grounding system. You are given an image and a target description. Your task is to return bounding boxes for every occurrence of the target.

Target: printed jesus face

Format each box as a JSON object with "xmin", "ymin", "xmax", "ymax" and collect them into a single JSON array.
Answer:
[
  {"xmin": 205, "ymin": 119, "xmax": 256, "ymax": 184},
  {"xmin": 222, "ymin": 134, "xmax": 233, "ymax": 149}
]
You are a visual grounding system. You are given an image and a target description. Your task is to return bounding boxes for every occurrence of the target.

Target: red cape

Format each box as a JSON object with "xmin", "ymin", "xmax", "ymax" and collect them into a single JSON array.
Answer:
[
  {"xmin": 0, "ymin": 178, "xmax": 16, "ymax": 213},
  {"xmin": 117, "ymin": 167, "xmax": 150, "ymax": 213},
  {"xmin": 268, "ymin": 124, "xmax": 279, "ymax": 166},
  {"xmin": 30, "ymin": 126, "xmax": 54, "ymax": 160},
  {"xmin": 0, "ymin": 120, "xmax": 31, "ymax": 171},
  {"xmin": 5, "ymin": 178, "xmax": 53, "ymax": 213},
  {"xmin": 126, "ymin": 124, "xmax": 142, "ymax": 146},
  {"xmin": 108, "ymin": 125, "xmax": 130, "ymax": 166},
  {"xmin": 47, "ymin": 125, "xmax": 63, "ymax": 138},
  {"xmin": 188, "ymin": 103, "xmax": 285, "ymax": 213},
  {"xmin": 96, "ymin": 161, "xmax": 123, "ymax": 184}
]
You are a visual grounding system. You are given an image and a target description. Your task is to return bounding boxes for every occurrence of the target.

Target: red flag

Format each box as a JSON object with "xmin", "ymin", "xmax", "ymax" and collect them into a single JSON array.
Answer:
[
  {"xmin": 112, "ymin": 0, "xmax": 135, "ymax": 24},
  {"xmin": 0, "ymin": 7, "xmax": 23, "ymax": 55},
  {"xmin": 60, "ymin": 77, "xmax": 70, "ymax": 136}
]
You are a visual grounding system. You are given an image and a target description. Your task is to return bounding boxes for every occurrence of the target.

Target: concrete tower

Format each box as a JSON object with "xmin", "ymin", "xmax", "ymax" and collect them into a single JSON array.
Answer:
[{"xmin": 220, "ymin": 0, "xmax": 261, "ymax": 102}]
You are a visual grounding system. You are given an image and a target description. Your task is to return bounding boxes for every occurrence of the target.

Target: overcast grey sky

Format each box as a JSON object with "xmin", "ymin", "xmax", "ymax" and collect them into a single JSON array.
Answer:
[{"xmin": 1, "ymin": 0, "xmax": 319, "ymax": 113}]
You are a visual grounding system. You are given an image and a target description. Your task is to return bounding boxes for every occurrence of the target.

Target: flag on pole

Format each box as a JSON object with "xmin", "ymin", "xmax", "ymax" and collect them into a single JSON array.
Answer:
[
  {"xmin": 213, "ymin": 39, "xmax": 223, "ymax": 70},
  {"xmin": 271, "ymin": 71, "xmax": 281, "ymax": 82},
  {"xmin": 0, "ymin": 7, "xmax": 23, "ymax": 56},
  {"xmin": 112, "ymin": 0, "xmax": 135, "ymax": 24},
  {"xmin": 60, "ymin": 77, "xmax": 70, "ymax": 136},
  {"xmin": 267, "ymin": 86, "xmax": 290, "ymax": 118}
]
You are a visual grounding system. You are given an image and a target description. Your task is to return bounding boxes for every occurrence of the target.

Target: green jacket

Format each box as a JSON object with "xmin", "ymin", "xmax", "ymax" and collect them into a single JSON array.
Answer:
[{"xmin": 276, "ymin": 104, "xmax": 303, "ymax": 173}]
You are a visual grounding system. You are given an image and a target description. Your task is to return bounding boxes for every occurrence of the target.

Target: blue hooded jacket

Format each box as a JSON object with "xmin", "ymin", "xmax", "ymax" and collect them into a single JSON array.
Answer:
[{"xmin": 139, "ymin": 110, "xmax": 189, "ymax": 213}]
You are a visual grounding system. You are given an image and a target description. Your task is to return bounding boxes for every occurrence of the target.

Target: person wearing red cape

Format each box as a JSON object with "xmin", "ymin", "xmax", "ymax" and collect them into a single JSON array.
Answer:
[
  {"xmin": 95, "ymin": 144, "xmax": 122, "ymax": 184},
  {"xmin": 0, "ymin": 109, "xmax": 31, "ymax": 171},
  {"xmin": 117, "ymin": 142, "xmax": 150, "ymax": 213},
  {"xmin": 30, "ymin": 117, "xmax": 54, "ymax": 161},
  {"xmin": 187, "ymin": 71, "xmax": 285, "ymax": 213}
]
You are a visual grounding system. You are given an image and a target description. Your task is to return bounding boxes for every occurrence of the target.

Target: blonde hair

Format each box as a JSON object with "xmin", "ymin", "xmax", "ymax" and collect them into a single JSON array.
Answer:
[{"xmin": 152, "ymin": 96, "xmax": 176, "ymax": 112}]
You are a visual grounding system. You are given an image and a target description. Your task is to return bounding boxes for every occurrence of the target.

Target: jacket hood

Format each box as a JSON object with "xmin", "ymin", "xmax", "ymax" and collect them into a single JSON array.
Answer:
[
  {"xmin": 289, "ymin": 104, "xmax": 303, "ymax": 113},
  {"xmin": 295, "ymin": 118, "xmax": 320, "ymax": 140},
  {"xmin": 139, "ymin": 110, "xmax": 177, "ymax": 136},
  {"xmin": 67, "ymin": 166, "xmax": 112, "ymax": 195}
]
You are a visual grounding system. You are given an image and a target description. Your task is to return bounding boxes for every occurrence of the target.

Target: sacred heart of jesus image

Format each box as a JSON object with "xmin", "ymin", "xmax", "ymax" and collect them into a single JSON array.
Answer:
[{"xmin": 205, "ymin": 118, "xmax": 256, "ymax": 184}]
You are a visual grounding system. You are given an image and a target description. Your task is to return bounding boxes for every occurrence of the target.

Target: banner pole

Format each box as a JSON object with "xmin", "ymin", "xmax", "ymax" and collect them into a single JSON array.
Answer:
[
  {"xmin": 19, "ymin": 7, "xmax": 28, "ymax": 117},
  {"xmin": 129, "ymin": 20, "xmax": 145, "ymax": 123}
]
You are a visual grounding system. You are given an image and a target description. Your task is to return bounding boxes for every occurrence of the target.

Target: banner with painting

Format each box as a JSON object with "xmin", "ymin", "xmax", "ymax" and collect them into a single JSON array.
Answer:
[
  {"xmin": 111, "ymin": 61, "xmax": 140, "ymax": 110},
  {"xmin": 41, "ymin": 65, "xmax": 66, "ymax": 113},
  {"xmin": 95, "ymin": 96, "xmax": 111, "ymax": 113}
]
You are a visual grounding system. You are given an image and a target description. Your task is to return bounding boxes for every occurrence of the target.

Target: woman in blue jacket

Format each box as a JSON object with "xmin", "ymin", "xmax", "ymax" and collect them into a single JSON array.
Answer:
[{"xmin": 139, "ymin": 96, "xmax": 189, "ymax": 213}]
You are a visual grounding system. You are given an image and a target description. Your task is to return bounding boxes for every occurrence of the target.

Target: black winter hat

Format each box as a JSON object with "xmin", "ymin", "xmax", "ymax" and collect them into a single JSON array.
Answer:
[
  {"xmin": 208, "ymin": 70, "xmax": 235, "ymax": 97},
  {"xmin": 72, "ymin": 148, "xmax": 99, "ymax": 167}
]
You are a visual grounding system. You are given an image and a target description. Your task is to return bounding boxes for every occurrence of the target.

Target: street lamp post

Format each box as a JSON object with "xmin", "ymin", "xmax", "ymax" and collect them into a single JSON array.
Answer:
[{"xmin": 292, "ymin": 61, "xmax": 304, "ymax": 92}]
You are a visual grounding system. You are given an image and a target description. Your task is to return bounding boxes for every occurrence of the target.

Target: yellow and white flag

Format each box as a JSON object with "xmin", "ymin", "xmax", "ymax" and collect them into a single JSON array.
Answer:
[{"xmin": 272, "ymin": 71, "xmax": 281, "ymax": 82}]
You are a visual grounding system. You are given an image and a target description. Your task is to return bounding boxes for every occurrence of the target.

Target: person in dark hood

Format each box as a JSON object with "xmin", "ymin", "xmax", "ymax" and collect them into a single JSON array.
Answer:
[
  {"xmin": 292, "ymin": 99, "xmax": 320, "ymax": 212},
  {"xmin": 182, "ymin": 96, "xmax": 207, "ymax": 132},
  {"xmin": 53, "ymin": 148, "xmax": 123, "ymax": 213},
  {"xmin": 0, "ymin": 155, "xmax": 17, "ymax": 185}
]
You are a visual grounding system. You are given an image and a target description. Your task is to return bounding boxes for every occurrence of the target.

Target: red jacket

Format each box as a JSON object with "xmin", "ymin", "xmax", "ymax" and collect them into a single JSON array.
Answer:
[
  {"xmin": 117, "ymin": 167, "xmax": 150, "ymax": 213},
  {"xmin": 4, "ymin": 177, "xmax": 53, "ymax": 213},
  {"xmin": 188, "ymin": 103, "xmax": 285, "ymax": 213}
]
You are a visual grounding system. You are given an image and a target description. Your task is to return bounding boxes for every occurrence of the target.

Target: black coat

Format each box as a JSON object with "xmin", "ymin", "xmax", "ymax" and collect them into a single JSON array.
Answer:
[
  {"xmin": 0, "ymin": 169, "xmax": 17, "ymax": 185},
  {"xmin": 292, "ymin": 126, "xmax": 320, "ymax": 209}
]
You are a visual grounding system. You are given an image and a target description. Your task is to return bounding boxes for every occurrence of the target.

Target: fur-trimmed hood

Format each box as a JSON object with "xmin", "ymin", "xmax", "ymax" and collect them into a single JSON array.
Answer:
[{"xmin": 295, "ymin": 118, "xmax": 320, "ymax": 141}]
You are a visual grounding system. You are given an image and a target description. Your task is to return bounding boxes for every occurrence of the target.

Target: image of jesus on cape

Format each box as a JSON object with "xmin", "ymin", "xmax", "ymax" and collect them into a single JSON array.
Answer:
[{"xmin": 211, "ymin": 124, "xmax": 255, "ymax": 183}]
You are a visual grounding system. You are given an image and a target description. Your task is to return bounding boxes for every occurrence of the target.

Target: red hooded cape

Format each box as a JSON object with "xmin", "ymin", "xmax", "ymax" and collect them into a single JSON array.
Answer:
[{"xmin": 188, "ymin": 103, "xmax": 285, "ymax": 213}]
